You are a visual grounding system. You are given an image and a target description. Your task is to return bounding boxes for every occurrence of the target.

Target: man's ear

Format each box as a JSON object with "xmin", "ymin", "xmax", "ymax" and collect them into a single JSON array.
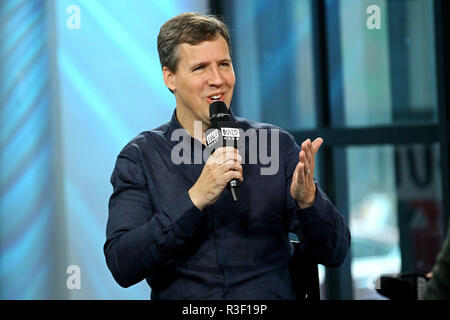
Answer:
[{"xmin": 162, "ymin": 66, "xmax": 176, "ymax": 93}]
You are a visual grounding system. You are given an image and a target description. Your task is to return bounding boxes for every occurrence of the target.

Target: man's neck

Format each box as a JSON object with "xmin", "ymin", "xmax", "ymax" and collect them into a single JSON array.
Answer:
[{"xmin": 175, "ymin": 107, "xmax": 208, "ymax": 145}]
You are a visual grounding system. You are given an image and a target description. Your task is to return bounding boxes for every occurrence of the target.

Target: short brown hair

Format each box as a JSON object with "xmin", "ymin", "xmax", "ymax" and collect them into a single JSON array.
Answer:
[{"xmin": 157, "ymin": 12, "xmax": 232, "ymax": 73}]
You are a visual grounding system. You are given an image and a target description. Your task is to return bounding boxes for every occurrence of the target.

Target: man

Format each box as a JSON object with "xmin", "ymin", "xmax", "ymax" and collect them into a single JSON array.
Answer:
[{"xmin": 104, "ymin": 12, "xmax": 350, "ymax": 300}]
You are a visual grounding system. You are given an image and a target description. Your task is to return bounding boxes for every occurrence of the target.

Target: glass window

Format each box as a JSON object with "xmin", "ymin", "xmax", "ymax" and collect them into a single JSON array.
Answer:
[
  {"xmin": 227, "ymin": 0, "xmax": 316, "ymax": 130},
  {"xmin": 332, "ymin": 0, "xmax": 438, "ymax": 127},
  {"xmin": 346, "ymin": 143, "xmax": 444, "ymax": 299}
]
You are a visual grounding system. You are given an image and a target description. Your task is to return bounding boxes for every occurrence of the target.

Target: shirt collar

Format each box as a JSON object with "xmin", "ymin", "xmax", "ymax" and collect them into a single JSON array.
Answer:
[
  {"xmin": 168, "ymin": 107, "xmax": 237, "ymax": 133},
  {"xmin": 165, "ymin": 108, "xmax": 240, "ymax": 162}
]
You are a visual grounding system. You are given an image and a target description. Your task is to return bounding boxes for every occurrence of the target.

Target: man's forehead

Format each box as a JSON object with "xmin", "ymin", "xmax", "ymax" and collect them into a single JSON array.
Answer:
[{"xmin": 178, "ymin": 37, "xmax": 231, "ymax": 65}]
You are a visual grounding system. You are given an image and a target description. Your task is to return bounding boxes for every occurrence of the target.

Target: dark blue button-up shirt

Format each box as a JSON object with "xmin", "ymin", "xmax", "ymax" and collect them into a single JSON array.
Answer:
[{"xmin": 104, "ymin": 109, "xmax": 350, "ymax": 300}]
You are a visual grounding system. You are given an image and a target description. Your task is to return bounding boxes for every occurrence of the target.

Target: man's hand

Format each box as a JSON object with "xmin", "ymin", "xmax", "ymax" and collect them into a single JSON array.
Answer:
[
  {"xmin": 290, "ymin": 138, "xmax": 323, "ymax": 209},
  {"xmin": 189, "ymin": 147, "xmax": 243, "ymax": 211}
]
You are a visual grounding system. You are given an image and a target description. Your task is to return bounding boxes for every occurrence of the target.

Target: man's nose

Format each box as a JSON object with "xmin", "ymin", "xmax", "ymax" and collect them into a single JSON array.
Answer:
[{"xmin": 207, "ymin": 65, "xmax": 225, "ymax": 87}]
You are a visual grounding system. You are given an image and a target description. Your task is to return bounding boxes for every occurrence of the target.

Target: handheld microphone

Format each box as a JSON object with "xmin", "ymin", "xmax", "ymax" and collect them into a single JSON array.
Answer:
[{"xmin": 205, "ymin": 101, "xmax": 241, "ymax": 202}]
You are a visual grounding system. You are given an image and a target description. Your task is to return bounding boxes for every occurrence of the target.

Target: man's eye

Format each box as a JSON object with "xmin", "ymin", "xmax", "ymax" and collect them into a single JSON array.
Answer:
[{"xmin": 193, "ymin": 66, "xmax": 204, "ymax": 71}]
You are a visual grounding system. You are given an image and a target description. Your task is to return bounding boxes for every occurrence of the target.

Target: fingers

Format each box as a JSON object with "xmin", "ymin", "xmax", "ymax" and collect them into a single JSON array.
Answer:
[
  {"xmin": 299, "ymin": 138, "xmax": 323, "ymax": 176},
  {"xmin": 300, "ymin": 139, "xmax": 313, "ymax": 175},
  {"xmin": 312, "ymin": 137, "xmax": 324, "ymax": 154},
  {"xmin": 299, "ymin": 150, "xmax": 309, "ymax": 175},
  {"xmin": 191, "ymin": 148, "xmax": 243, "ymax": 209},
  {"xmin": 211, "ymin": 147, "xmax": 242, "ymax": 165},
  {"xmin": 221, "ymin": 160, "xmax": 243, "ymax": 174},
  {"xmin": 224, "ymin": 168, "xmax": 244, "ymax": 183},
  {"xmin": 206, "ymin": 147, "xmax": 243, "ymax": 182},
  {"xmin": 295, "ymin": 161, "xmax": 305, "ymax": 183}
]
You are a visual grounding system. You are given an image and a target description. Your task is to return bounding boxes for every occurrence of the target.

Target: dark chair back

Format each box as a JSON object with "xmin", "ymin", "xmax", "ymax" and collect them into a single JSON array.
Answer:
[{"xmin": 288, "ymin": 240, "xmax": 320, "ymax": 300}]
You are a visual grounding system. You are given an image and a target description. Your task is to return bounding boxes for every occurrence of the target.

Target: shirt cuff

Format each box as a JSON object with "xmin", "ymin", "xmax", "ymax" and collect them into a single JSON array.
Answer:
[{"xmin": 295, "ymin": 185, "xmax": 332, "ymax": 224}]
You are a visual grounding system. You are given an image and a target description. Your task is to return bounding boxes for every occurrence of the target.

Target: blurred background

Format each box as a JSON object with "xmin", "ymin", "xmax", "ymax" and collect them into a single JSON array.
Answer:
[{"xmin": 0, "ymin": 0, "xmax": 448, "ymax": 300}]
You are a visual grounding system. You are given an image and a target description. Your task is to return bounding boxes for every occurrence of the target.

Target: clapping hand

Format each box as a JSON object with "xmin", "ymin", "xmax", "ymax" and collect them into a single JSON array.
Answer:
[{"xmin": 290, "ymin": 138, "xmax": 323, "ymax": 209}]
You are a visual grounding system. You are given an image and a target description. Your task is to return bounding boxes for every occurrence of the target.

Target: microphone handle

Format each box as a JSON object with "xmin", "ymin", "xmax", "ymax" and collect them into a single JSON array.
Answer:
[
  {"xmin": 226, "ymin": 137, "xmax": 240, "ymax": 202},
  {"xmin": 227, "ymin": 178, "xmax": 240, "ymax": 202},
  {"xmin": 206, "ymin": 140, "xmax": 240, "ymax": 202}
]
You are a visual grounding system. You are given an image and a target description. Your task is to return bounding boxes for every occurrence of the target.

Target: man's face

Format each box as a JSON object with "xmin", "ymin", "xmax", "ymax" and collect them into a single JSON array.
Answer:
[{"xmin": 163, "ymin": 35, "xmax": 235, "ymax": 128}]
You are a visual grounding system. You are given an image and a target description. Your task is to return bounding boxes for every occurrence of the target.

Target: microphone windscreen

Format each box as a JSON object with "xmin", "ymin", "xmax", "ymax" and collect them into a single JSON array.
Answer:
[{"xmin": 209, "ymin": 101, "xmax": 228, "ymax": 119}]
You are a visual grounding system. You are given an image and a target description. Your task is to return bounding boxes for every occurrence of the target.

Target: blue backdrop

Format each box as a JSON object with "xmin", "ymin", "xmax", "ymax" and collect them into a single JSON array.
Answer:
[{"xmin": 0, "ymin": 0, "xmax": 207, "ymax": 299}]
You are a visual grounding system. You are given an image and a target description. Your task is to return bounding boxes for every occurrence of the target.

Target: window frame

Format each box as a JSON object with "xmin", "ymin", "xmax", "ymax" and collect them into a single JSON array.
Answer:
[{"xmin": 213, "ymin": 0, "xmax": 450, "ymax": 300}]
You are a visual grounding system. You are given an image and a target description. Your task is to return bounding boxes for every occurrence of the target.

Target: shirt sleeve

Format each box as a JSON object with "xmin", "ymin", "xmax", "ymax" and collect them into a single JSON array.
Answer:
[
  {"xmin": 283, "ymin": 132, "xmax": 351, "ymax": 268},
  {"xmin": 103, "ymin": 144, "xmax": 204, "ymax": 288}
]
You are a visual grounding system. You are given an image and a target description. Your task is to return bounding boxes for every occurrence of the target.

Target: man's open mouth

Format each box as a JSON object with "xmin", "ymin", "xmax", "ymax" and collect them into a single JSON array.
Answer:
[{"xmin": 206, "ymin": 93, "xmax": 224, "ymax": 104}]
